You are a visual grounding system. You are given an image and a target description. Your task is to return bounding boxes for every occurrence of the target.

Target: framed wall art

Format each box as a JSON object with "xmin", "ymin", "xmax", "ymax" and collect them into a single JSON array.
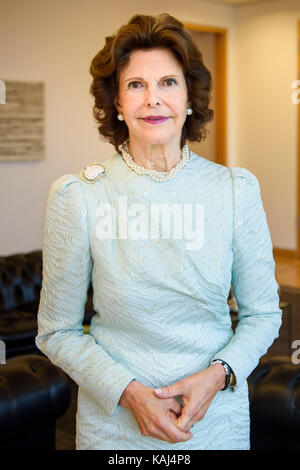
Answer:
[{"xmin": 0, "ymin": 80, "xmax": 45, "ymax": 162}]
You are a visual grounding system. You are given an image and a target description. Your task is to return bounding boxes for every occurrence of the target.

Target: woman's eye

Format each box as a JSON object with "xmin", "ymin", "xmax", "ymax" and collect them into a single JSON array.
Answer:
[
  {"xmin": 164, "ymin": 78, "xmax": 177, "ymax": 86},
  {"xmin": 128, "ymin": 81, "xmax": 141, "ymax": 89},
  {"xmin": 128, "ymin": 79, "xmax": 177, "ymax": 89}
]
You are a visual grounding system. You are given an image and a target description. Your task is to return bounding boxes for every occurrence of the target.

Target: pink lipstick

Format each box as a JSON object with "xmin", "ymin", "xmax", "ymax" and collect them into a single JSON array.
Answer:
[{"xmin": 142, "ymin": 116, "xmax": 169, "ymax": 125}]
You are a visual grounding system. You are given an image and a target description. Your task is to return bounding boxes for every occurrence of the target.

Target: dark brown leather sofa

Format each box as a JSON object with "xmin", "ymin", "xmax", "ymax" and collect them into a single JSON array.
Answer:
[
  {"xmin": 0, "ymin": 250, "xmax": 95, "ymax": 359},
  {"xmin": 0, "ymin": 354, "xmax": 70, "ymax": 450},
  {"xmin": 248, "ymin": 355, "xmax": 300, "ymax": 450}
]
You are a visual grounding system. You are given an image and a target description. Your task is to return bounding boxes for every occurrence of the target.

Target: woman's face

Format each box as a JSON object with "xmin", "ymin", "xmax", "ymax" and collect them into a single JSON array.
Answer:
[{"xmin": 114, "ymin": 48, "xmax": 190, "ymax": 148}]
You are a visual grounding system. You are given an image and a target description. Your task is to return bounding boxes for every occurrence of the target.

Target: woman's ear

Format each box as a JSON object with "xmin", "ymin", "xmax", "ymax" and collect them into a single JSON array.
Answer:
[{"xmin": 114, "ymin": 95, "xmax": 122, "ymax": 114}]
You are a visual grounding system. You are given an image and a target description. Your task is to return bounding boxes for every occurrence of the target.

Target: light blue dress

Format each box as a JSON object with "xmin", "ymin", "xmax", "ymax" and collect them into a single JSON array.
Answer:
[{"xmin": 36, "ymin": 146, "xmax": 282, "ymax": 450}]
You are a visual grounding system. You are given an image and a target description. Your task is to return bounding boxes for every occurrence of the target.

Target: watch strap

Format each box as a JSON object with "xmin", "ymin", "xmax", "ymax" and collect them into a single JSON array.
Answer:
[{"xmin": 210, "ymin": 359, "xmax": 236, "ymax": 390}]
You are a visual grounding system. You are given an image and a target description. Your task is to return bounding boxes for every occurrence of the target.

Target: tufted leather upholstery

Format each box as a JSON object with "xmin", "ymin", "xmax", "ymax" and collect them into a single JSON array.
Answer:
[
  {"xmin": 0, "ymin": 354, "xmax": 70, "ymax": 450},
  {"xmin": 0, "ymin": 251, "xmax": 42, "ymax": 312},
  {"xmin": 247, "ymin": 355, "xmax": 300, "ymax": 450},
  {"xmin": 0, "ymin": 250, "xmax": 96, "ymax": 358},
  {"xmin": 0, "ymin": 251, "xmax": 42, "ymax": 358}
]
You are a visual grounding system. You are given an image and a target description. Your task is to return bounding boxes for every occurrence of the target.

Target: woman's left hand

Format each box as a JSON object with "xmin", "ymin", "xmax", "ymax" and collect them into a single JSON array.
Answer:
[{"xmin": 153, "ymin": 363, "xmax": 226, "ymax": 433}]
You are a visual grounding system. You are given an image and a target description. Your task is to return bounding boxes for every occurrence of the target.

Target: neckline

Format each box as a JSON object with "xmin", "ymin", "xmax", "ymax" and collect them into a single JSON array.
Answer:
[{"xmin": 119, "ymin": 140, "xmax": 190, "ymax": 182}]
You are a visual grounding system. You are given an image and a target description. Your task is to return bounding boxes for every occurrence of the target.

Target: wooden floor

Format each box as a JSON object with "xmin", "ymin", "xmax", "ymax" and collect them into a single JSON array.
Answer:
[{"xmin": 274, "ymin": 252, "xmax": 300, "ymax": 289}]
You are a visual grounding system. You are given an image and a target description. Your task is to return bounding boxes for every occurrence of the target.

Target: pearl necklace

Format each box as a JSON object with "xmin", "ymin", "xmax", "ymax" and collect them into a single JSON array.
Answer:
[{"xmin": 120, "ymin": 140, "xmax": 190, "ymax": 182}]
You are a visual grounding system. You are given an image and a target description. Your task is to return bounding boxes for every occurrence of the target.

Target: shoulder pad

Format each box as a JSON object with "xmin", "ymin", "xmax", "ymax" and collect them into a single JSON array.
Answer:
[{"xmin": 79, "ymin": 162, "xmax": 107, "ymax": 183}]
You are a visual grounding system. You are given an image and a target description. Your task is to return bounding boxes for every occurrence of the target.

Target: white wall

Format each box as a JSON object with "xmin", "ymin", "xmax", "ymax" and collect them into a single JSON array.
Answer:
[
  {"xmin": 234, "ymin": 0, "xmax": 300, "ymax": 250},
  {"xmin": 0, "ymin": 0, "xmax": 298, "ymax": 254}
]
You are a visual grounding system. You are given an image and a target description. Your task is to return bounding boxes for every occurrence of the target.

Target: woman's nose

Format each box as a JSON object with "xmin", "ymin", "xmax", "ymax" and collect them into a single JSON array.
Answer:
[{"xmin": 145, "ymin": 84, "xmax": 161, "ymax": 107}]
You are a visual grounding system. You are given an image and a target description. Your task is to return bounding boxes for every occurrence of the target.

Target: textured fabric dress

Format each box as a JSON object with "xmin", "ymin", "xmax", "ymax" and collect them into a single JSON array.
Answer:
[{"xmin": 36, "ymin": 144, "xmax": 282, "ymax": 450}]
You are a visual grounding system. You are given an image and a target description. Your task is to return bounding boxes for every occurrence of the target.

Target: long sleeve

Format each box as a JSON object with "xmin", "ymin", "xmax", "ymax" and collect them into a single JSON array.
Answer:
[
  {"xmin": 211, "ymin": 167, "xmax": 282, "ymax": 390},
  {"xmin": 35, "ymin": 174, "xmax": 136, "ymax": 417}
]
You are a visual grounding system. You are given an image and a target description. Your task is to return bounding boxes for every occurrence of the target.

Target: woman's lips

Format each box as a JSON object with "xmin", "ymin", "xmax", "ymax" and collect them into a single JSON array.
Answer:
[{"xmin": 142, "ymin": 117, "xmax": 169, "ymax": 125}]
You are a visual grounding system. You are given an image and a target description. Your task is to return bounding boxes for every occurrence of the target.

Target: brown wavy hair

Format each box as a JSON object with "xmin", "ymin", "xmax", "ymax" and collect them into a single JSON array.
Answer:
[{"xmin": 89, "ymin": 13, "xmax": 214, "ymax": 154}]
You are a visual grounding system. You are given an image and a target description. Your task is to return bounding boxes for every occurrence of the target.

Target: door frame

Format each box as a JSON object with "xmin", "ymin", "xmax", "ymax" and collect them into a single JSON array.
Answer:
[
  {"xmin": 183, "ymin": 23, "xmax": 227, "ymax": 166},
  {"xmin": 297, "ymin": 21, "xmax": 300, "ymax": 257},
  {"xmin": 276, "ymin": 21, "xmax": 300, "ymax": 259}
]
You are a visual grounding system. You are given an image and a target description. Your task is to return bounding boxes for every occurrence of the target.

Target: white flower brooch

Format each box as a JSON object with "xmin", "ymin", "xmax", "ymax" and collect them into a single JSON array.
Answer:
[{"xmin": 79, "ymin": 162, "xmax": 107, "ymax": 183}]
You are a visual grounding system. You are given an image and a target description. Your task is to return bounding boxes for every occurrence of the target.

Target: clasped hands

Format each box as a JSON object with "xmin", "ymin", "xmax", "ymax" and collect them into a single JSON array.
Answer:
[{"xmin": 119, "ymin": 363, "xmax": 226, "ymax": 444}]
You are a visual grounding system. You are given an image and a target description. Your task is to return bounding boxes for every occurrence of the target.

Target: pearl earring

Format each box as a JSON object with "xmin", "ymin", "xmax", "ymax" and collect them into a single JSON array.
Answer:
[
  {"xmin": 117, "ymin": 113, "xmax": 124, "ymax": 121},
  {"xmin": 187, "ymin": 107, "xmax": 193, "ymax": 116}
]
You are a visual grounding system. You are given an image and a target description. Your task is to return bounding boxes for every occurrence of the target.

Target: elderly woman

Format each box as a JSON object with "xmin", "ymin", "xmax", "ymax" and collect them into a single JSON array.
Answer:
[{"xmin": 36, "ymin": 13, "xmax": 282, "ymax": 450}]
